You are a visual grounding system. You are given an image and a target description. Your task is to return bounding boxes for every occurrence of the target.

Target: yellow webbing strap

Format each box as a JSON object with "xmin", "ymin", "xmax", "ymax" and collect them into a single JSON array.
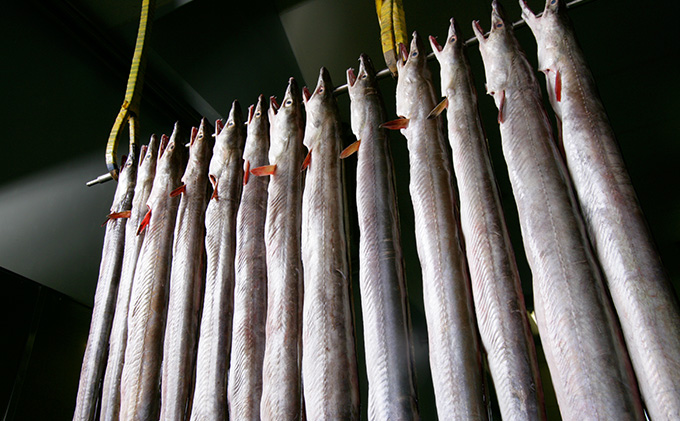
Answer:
[
  {"xmin": 375, "ymin": 0, "xmax": 407, "ymax": 76},
  {"xmin": 105, "ymin": 0, "xmax": 155, "ymax": 180}
]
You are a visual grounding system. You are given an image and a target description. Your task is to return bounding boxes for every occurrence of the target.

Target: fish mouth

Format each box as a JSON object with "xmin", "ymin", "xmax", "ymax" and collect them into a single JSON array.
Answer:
[
  {"xmin": 159, "ymin": 133, "xmax": 169, "ymax": 158},
  {"xmin": 247, "ymin": 104, "xmax": 255, "ymax": 125},
  {"xmin": 429, "ymin": 35, "xmax": 443, "ymax": 53},
  {"xmin": 346, "ymin": 67, "xmax": 357, "ymax": 88},
  {"xmin": 302, "ymin": 86, "xmax": 312, "ymax": 103},
  {"xmin": 473, "ymin": 20, "xmax": 487, "ymax": 44},
  {"xmin": 270, "ymin": 95, "xmax": 280, "ymax": 115},
  {"xmin": 215, "ymin": 118, "xmax": 224, "ymax": 136}
]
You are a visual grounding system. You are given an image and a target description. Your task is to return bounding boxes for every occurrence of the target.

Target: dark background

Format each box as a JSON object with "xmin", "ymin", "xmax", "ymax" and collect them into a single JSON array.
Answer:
[{"xmin": 2, "ymin": 0, "xmax": 679, "ymax": 419}]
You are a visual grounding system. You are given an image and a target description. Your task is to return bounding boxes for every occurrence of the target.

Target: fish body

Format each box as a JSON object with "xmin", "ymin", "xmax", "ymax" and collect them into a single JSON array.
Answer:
[
  {"xmin": 259, "ymin": 78, "xmax": 305, "ymax": 421},
  {"xmin": 74, "ymin": 151, "xmax": 137, "ymax": 421},
  {"xmin": 474, "ymin": 3, "xmax": 643, "ymax": 419},
  {"xmin": 227, "ymin": 95, "xmax": 270, "ymax": 420},
  {"xmin": 100, "ymin": 136, "xmax": 159, "ymax": 421},
  {"xmin": 190, "ymin": 103, "xmax": 246, "ymax": 420},
  {"xmin": 521, "ymin": 1, "xmax": 680, "ymax": 418},
  {"xmin": 346, "ymin": 54, "xmax": 419, "ymax": 421},
  {"xmin": 395, "ymin": 32, "xmax": 485, "ymax": 419},
  {"xmin": 119, "ymin": 125, "xmax": 186, "ymax": 421},
  {"xmin": 430, "ymin": 19, "xmax": 544, "ymax": 420},
  {"xmin": 301, "ymin": 68, "xmax": 360, "ymax": 420},
  {"xmin": 161, "ymin": 119, "xmax": 213, "ymax": 421}
]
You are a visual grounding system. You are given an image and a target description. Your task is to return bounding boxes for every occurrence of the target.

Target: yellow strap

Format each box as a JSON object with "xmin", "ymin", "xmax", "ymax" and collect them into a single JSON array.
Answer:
[
  {"xmin": 105, "ymin": 0, "xmax": 155, "ymax": 179},
  {"xmin": 375, "ymin": 0, "xmax": 406, "ymax": 76}
]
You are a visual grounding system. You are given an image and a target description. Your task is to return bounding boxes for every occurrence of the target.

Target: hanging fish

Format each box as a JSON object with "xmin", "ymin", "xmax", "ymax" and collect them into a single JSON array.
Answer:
[
  {"xmin": 227, "ymin": 95, "xmax": 270, "ymax": 420},
  {"xmin": 473, "ymin": 2, "xmax": 643, "ymax": 419},
  {"xmin": 344, "ymin": 54, "xmax": 419, "ymax": 420},
  {"xmin": 429, "ymin": 18, "xmax": 545, "ymax": 420},
  {"xmin": 161, "ymin": 119, "xmax": 213, "ymax": 421},
  {"xmin": 74, "ymin": 150, "xmax": 137, "ymax": 421},
  {"xmin": 520, "ymin": 1, "xmax": 680, "ymax": 418},
  {"xmin": 100, "ymin": 135, "xmax": 160, "ymax": 421},
  {"xmin": 254, "ymin": 78, "xmax": 305, "ymax": 421},
  {"xmin": 384, "ymin": 32, "xmax": 486, "ymax": 419},
  {"xmin": 119, "ymin": 124, "xmax": 187, "ymax": 421},
  {"xmin": 300, "ymin": 67, "xmax": 360, "ymax": 420},
  {"xmin": 190, "ymin": 103, "xmax": 245, "ymax": 420}
]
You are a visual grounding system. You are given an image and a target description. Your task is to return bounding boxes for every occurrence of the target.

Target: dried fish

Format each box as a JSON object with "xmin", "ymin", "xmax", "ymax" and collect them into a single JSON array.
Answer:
[
  {"xmin": 190, "ymin": 103, "xmax": 245, "ymax": 420},
  {"xmin": 521, "ymin": 1, "xmax": 680, "ymax": 418},
  {"xmin": 74, "ymin": 151, "xmax": 137, "ymax": 421},
  {"xmin": 429, "ymin": 19, "xmax": 544, "ymax": 420},
  {"xmin": 100, "ymin": 135, "xmax": 159, "ymax": 421},
  {"xmin": 301, "ymin": 68, "xmax": 360, "ymax": 420},
  {"xmin": 474, "ymin": 2, "xmax": 643, "ymax": 419},
  {"xmin": 256, "ymin": 78, "xmax": 305, "ymax": 421},
  {"xmin": 345, "ymin": 54, "xmax": 419, "ymax": 420},
  {"xmin": 387, "ymin": 32, "xmax": 486, "ymax": 419},
  {"xmin": 119, "ymin": 125, "xmax": 186, "ymax": 421},
  {"xmin": 227, "ymin": 95, "xmax": 269, "ymax": 420}
]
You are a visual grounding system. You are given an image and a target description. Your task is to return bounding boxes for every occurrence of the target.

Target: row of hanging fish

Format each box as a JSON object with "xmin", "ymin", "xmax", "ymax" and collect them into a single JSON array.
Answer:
[{"xmin": 74, "ymin": 0, "xmax": 680, "ymax": 419}]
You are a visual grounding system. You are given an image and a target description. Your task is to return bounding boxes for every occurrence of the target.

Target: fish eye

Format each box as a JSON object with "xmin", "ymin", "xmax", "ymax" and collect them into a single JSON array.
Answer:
[
  {"xmin": 285, "ymin": 99, "xmax": 293, "ymax": 107},
  {"xmin": 551, "ymin": 0, "xmax": 556, "ymax": 4},
  {"xmin": 227, "ymin": 120, "xmax": 234, "ymax": 127},
  {"xmin": 449, "ymin": 35, "xmax": 456, "ymax": 43},
  {"xmin": 318, "ymin": 87, "xmax": 325, "ymax": 94},
  {"xmin": 496, "ymin": 22, "xmax": 503, "ymax": 28},
  {"xmin": 360, "ymin": 73, "xmax": 367, "ymax": 79},
  {"xmin": 255, "ymin": 111, "xmax": 261, "ymax": 117},
  {"xmin": 411, "ymin": 51, "xmax": 418, "ymax": 57}
]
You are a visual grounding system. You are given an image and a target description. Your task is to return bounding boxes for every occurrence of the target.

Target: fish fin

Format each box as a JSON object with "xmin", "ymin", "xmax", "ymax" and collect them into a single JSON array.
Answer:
[
  {"xmin": 170, "ymin": 184, "xmax": 186, "ymax": 197},
  {"xmin": 555, "ymin": 69, "xmax": 562, "ymax": 102},
  {"xmin": 243, "ymin": 160, "xmax": 250, "ymax": 186},
  {"xmin": 251, "ymin": 164, "xmax": 277, "ymax": 177},
  {"xmin": 209, "ymin": 175, "xmax": 219, "ymax": 201},
  {"xmin": 340, "ymin": 140, "xmax": 361, "ymax": 159},
  {"xmin": 101, "ymin": 210, "xmax": 131, "ymax": 226},
  {"xmin": 498, "ymin": 90, "xmax": 506, "ymax": 124},
  {"xmin": 301, "ymin": 149, "xmax": 312, "ymax": 171},
  {"xmin": 380, "ymin": 117, "xmax": 409, "ymax": 130},
  {"xmin": 427, "ymin": 98, "xmax": 448, "ymax": 119},
  {"xmin": 137, "ymin": 207, "xmax": 151, "ymax": 235}
]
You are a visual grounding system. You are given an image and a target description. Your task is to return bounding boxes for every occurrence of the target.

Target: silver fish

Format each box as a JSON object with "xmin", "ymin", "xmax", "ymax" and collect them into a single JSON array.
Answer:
[
  {"xmin": 74, "ymin": 151, "xmax": 137, "ymax": 421},
  {"xmin": 521, "ymin": 1, "xmax": 680, "ymax": 418},
  {"xmin": 161, "ymin": 119, "xmax": 213, "ymax": 420},
  {"xmin": 389, "ymin": 32, "xmax": 486, "ymax": 419},
  {"xmin": 119, "ymin": 124, "xmax": 186, "ymax": 421},
  {"xmin": 227, "ymin": 95, "xmax": 270, "ymax": 420},
  {"xmin": 345, "ymin": 54, "xmax": 419, "ymax": 420},
  {"xmin": 429, "ymin": 19, "xmax": 545, "ymax": 420},
  {"xmin": 474, "ymin": 2, "xmax": 643, "ymax": 419},
  {"xmin": 100, "ymin": 135, "xmax": 159, "ymax": 421},
  {"xmin": 301, "ymin": 68, "xmax": 359, "ymax": 420},
  {"xmin": 190, "ymin": 103, "xmax": 245, "ymax": 420},
  {"xmin": 256, "ymin": 78, "xmax": 305, "ymax": 421}
]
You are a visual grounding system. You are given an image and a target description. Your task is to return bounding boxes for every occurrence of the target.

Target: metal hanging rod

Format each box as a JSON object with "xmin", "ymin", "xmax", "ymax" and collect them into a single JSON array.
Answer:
[{"xmin": 333, "ymin": 0, "xmax": 594, "ymax": 95}]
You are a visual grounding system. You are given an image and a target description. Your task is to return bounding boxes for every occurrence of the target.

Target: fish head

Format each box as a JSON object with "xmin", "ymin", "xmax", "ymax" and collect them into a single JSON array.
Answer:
[
  {"xmin": 138, "ymin": 134, "xmax": 159, "ymax": 183},
  {"xmin": 395, "ymin": 31, "xmax": 434, "ymax": 118},
  {"xmin": 347, "ymin": 53, "xmax": 380, "ymax": 136},
  {"xmin": 269, "ymin": 77, "xmax": 303, "ymax": 164},
  {"xmin": 150, "ymin": 122, "xmax": 187, "ymax": 207},
  {"xmin": 111, "ymin": 148, "xmax": 138, "ymax": 210},
  {"xmin": 430, "ymin": 18, "xmax": 468, "ymax": 97},
  {"xmin": 303, "ymin": 67, "xmax": 338, "ymax": 150},
  {"xmin": 520, "ymin": 0, "xmax": 571, "ymax": 72},
  {"xmin": 244, "ymin": 94, "xmax": 270, "ymax": 164},
  {"xmin": 181, "ymin": 118, "xmax": 214, "ymax": 184},
  {"xmin": 473, "ymin": 1, "xmax": 517, "ymax": 95},
  {"xmin": 209, "ymin": 101, "xmax": 245, "ymax": 176}
]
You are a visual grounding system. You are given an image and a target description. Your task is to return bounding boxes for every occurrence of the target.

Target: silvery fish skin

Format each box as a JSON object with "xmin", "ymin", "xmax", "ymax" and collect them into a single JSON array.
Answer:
[
  {"xmin": 395, "ymin": 32, "xmax": 485, "ymax": 419},
  {"xmin": 521, "ymin": 1, "xmax": 680, "ymax": 418},
  {"xmin": 301, "ymin": 68, "xmax": 360, "ymax": 420},
  {"xmin": 474, "ymin": 2, "xmax": 643, "ymax": 419},
  {"xmin": 430, "ymin": 19, "xmax": 544, "ymax": 420},
  {"xmin": 228, "ymin": 95, "xmax": 270, "ymax": 420},
  {"xmin": 190, "ymin": 103, "xmax": 245, "ymax": 421},
  {"xmin": 260, "ymin": 78, "xmax": 305, "ymax": 421},
  {"xmin": 119, "ymin": 125, "xmax": 186, "ymax": 421},
  {"xmin": 161, "ymin": 119, "xmax": 213, "ymax": 421},
  {"xmin": 74, "ymin": 151, "xmax": 137, "ymax": 421},
  {"xmin": 346, "ymin": 54, "xmax": 419, "ymax": 421},
  {"xmin": 100, "ymin": 135, "xmax": 159, "ymax": 421}
]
